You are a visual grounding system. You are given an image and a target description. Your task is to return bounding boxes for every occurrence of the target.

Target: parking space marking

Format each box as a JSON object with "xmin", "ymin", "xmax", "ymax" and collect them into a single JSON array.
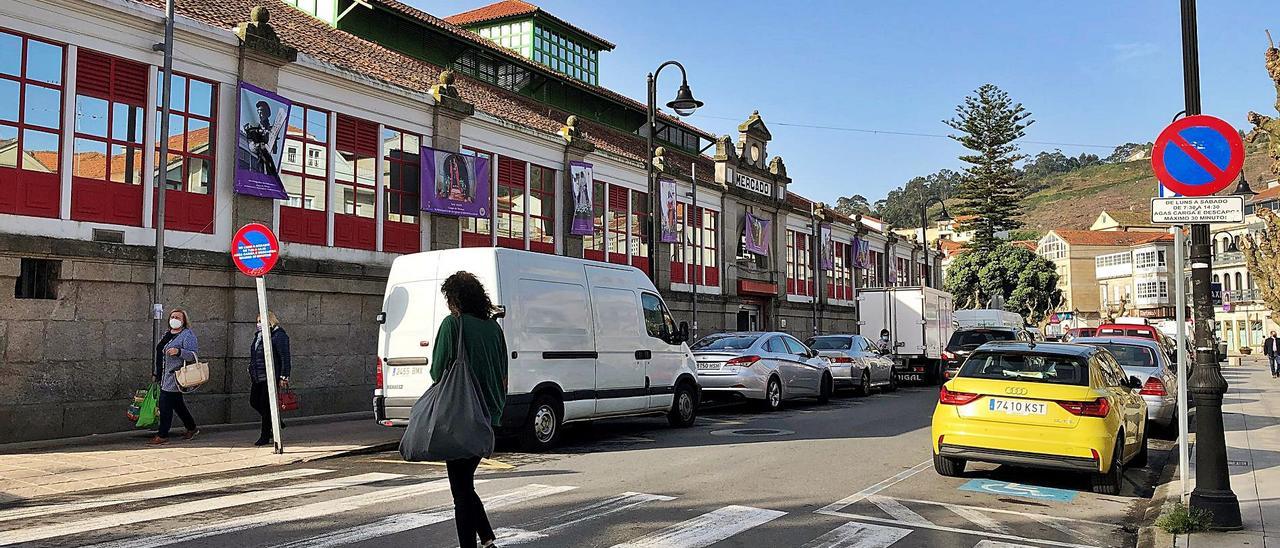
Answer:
[
  {"xmin": 958, "ymin": 479, "xmax": 1078, "ymax": 502},
  {"xmin": 610, "ymin": 505, "xmax": 786, "ymax": 548},
  {"xmin": 866, "ymin": 496, "xmax": 930, "ymax": 525},
  {"xmin": 1027, "ymin": 513, "xmax": 1104, "ymax": 546},
  {"xmin": 798, "ymin": 522, "xmax": 913, "ymax": 548},
  {"xmin": 814, "ymin": 509, "xmax": 1099, "ymax": 548},
  {"xmin": 945, "ymin": 504, "xmax": 1012, "ymax": 535},
  {"xmin": 883, "ymin": 497, "xmax": 1118, "ymax": 529},
  {"xmin": 818, "ymin": 459, "xmax": 932, "ymax": 513}
]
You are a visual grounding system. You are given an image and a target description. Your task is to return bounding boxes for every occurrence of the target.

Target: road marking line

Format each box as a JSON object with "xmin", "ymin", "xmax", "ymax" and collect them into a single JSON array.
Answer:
[
  {"xmin": 494, "ymin": 492, "xmax": 676, "ymax": 545},
  {"xmin": 368, "ymin": 458, "xmax": 515, "ymax": 470},
  {"xmin": 0, "ymin": 472, "xmax": 401, "ymax": 546},
  {"xmin": 944, "ymin": 504, "xmax": 1011, "ymax": 535},
  {"xmin": 79, "ymin": 478, "xmax": 460, "ymax": 548},
  {"xmin": 814, "ymin": 509, "xmax": 1097, "ymax": 548},
  {"xmin": 799, "ymin": 521, "xmax": 913, "ymax": 548},
  {"xmin": 610, "ymin": 505, "xmax": 786, "ymax": 548},
  {"xmin": 884, "ymin": 497, "xmax": 1119, "ymax": 528},
  {"xmin": 0, "ymin": 468, "xmax": 331, "ymax": 524},
  {"xmin": 1027, "ymin": 513, "xmax": 1102, "ymax": 545},
  {"xmin": 267, "ymin": 483, "xmax": 576, "ymax": 548},
  {"xmin": 866, "ymin": 496, "xmax": 931, "ymax": 525},
  {"xmin": 818, "ymin": 460, "xmax": 931, "ymax": 513},
  {"xmin": 974, "ymin": 541, "xmax": 1038, "ymax": 548}
]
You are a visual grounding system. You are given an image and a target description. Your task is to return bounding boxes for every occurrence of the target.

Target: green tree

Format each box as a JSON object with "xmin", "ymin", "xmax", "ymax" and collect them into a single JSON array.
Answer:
[
  {"xmin": 944, "ymin": 84, "xmax": 1034, "ymax": 251},
  {"xmin": 834, "ymin": 194, "xmax": 872, "ymax": 216},
  {"xmin": 944, "ymin": 242, "xmax": 1064, "ymax": 325}
]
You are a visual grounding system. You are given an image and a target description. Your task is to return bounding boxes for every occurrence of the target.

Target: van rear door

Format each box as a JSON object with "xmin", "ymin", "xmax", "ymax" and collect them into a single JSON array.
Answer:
[{"xmin": 380, "ymin": 279, "xmax": 446, "ymax": 404}]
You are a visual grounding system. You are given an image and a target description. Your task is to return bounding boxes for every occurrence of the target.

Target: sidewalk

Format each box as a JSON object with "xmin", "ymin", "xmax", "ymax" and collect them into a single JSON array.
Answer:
[
  {"xmin": 0, "ymin": 413, "xmax": 400, "ymax": 503},
  {"xmin": 1175, "ymin": 356, "xmax": 1280, "ymax": 547}
]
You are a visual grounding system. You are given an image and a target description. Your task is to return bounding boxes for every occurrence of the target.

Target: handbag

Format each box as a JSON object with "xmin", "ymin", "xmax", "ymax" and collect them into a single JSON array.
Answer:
[
  {"xmin": 278, "ymin": 388, "xmax": 300, "ymax": 412},
  {"xmin": 175, "ymin": 353, "xmax": 211, "ymax": 391},
  {"xmin": 399, "ymin": 316, "xmax": 494, "ymax": 462}
]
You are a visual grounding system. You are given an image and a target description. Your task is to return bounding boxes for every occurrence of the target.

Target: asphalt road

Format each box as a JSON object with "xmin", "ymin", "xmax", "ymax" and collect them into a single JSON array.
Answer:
[{"xmin": 0, "ymin": 385, "xmax": 1172, "ymax": 548}]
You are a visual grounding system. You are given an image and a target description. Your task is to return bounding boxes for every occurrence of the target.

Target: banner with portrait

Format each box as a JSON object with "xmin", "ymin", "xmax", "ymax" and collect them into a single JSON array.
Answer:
[
  {"xmin": 234, "ymin": 82, "xmax": 291, "ymax": 199},
  {"xmin": 819, "ymin": 224, "xmax": 834, "ymax": 270},
  {"xmin": 570, "ymin": 161, "xmax": 594, "ymax": 235},
  {"xmin": 659, "ymin": 178, "xmax": 679, "ymax": 243},
  {"xmin": 853, "ymin": 238, "xmax": 871, "ymax": 269},
  {"xmin": 743, "ymin": 213, "xmax": 770, "ymax": 256},
  {"xmin": 421, "ymin": 146, "xmax": 491, "ymax": 218}
]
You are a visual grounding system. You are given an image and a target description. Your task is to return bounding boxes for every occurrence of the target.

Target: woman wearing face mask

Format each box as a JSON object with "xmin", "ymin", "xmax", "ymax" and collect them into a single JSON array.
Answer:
[
  {"xmin": 249, "ymin": 311, "xmax": 291, "ymax": 446},
  {"xmin": 150, "ymin": 308, "xmax": 200, "ymax": 445}
]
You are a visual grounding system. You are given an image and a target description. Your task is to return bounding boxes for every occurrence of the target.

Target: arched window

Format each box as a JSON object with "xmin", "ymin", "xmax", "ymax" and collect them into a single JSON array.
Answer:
[{"xmin": 1235, "ymin": 273, "xmax": 1243, "ymax": 293}]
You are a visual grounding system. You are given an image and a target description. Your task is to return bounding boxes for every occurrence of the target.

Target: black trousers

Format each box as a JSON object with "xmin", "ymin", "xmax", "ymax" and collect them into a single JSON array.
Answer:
[
  {"xmin": 249, "ymin": 381, "xmax": 272, "ymax": 439},
  {"xmin": 447, "ymin": 457, "xmax": 493, "ymax": 547},
  {"xmin": 157, "ymin": 390, "xmax": 196, "ymax": 438}
]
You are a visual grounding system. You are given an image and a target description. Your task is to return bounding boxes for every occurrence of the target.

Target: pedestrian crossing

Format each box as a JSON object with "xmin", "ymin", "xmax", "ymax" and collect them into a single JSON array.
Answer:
[{"xmin": 0, "ymin": 467, "xmax": 1127, "ymax": 548}]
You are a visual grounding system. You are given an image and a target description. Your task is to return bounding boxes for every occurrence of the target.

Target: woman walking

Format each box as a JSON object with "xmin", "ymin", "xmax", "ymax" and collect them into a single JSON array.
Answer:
[
  {"xmin": 430, "ymin": 272, "xmax": 508, "ymax": 548},
  {"xmin": 249, "ymin": 311, "xmax": 291, "ymax": 446},
  {"xmin": 150, "ymin": 308, "xmax": 200, "ymax": 445}
]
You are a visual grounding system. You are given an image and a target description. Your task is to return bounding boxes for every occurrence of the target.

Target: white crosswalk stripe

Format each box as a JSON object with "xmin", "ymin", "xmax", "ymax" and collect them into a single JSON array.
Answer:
[
  {"xmin": 866, "ymin": 496, "xmax": 931, "ymax": 525},
  {"xmin": 610, "ymin": 504, "xmax": 786, "ymax": 548},
  {"xmin": 799, "ymin": 522, "xmax": 913, "ymax": 548},
  {"xmin": 973, "ymin": 541, "xmax": 1038, "ymax": 548},
  {"xmin": 79, "ymin": 477, "xmax": 459, "ymax": 548},
  {"xmin": 266, "ymin": 483, "xmax": 577, "ymax": 548},
  {"xmin": 0, "ymin": 468, "xmax": 330, "ymax": 524},
  {"xmin": 494, "ymin": 491, "xmax": 676, "ymax": 545},
  {"xmin": 0, "ymin": 472, "xmax": 401, "ymax": 546}
]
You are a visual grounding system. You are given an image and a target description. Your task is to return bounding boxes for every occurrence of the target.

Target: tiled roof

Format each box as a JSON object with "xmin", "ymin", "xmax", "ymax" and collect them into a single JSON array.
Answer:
[
  {"xmin": 785, "ymin": 191, "xmax": 812, "ymax": 210},
  {"xmin": 443, "ymin": 0, "xmax": 616, "ymax": 50},
  {"xmin": 1050, "ymin": 229, "xmax": 1173, "ymax": 247},
  {"xmin": 1099, "ymin": 210, "xmax": 1157, "ymax": 227},
  {"xmin": 1009, "ymin": 240, "xmax": 1038, "ymax": 251},
  {"xmin": 1250, "ymin": 184, "xmax": 1280, "ymax": 204}
]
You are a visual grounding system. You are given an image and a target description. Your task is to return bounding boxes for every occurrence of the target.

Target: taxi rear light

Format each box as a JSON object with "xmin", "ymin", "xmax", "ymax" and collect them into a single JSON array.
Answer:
[
  {"xmin": 1091, "ymin": 448, "xmax": 1099, "ymax": 461},
  {"xmin": 939, "ymin": 386, "xmax": 980, "ymax": 405},
  {"xmin": 726, "ymin": 355, "xmax": 761, "ymax": 366},
  {"xmin": 1140, "ymin": 378, "xmax": 1167, "ymax": 396},
  {"xmin": 375, "ymin": 357, "xmax": 384, "ymax": 389},
  {"xmin": 1058, "ymin": 397, "xmax": 1110, "ymax": 418}
]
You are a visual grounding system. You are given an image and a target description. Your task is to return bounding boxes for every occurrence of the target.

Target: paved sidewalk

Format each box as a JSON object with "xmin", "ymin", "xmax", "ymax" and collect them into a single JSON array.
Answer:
[
  {"xmin": 0, "ymin": 413, "xmax": 400, "ymax": 502},
  {"xmin": 1175, "ymin": 356, "xmax": 1280, "ymax": 547}
]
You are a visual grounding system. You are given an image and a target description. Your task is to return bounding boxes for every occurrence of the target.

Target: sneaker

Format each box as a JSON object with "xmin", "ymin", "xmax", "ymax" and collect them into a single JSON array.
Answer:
[
  {"xmin": 254, "ymin": 437, "xmax": 271, "ymax": 447},
  {"xmin": 148, "ymin": 436, "xmax": 168, "ymax": 445},
  {"xmin": 183, "ymin": 429, "xmax": 200, "ymax": 441},
  {"xmin": 481, "ymin": 540, "xmax": 499, "ymax": 548}
]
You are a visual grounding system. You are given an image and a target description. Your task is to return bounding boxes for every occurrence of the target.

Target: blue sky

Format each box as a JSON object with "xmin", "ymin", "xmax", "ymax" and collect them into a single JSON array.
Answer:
[{"xmin": 409, "ymin": 0, "xmax": 1278, "ymax": 204}]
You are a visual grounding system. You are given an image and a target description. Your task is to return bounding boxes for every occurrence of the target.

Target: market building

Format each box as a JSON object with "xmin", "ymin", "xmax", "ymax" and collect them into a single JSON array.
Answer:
[{"xmin": 0, "ymin": 0, "xmax": 939, "ymax": 442}]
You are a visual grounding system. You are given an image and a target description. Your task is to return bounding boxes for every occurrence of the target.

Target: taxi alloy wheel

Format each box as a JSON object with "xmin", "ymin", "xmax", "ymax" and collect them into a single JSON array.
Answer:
[{"xmin": 1091, "ymin": 437, "xmax": 1124, "ymax": 495}]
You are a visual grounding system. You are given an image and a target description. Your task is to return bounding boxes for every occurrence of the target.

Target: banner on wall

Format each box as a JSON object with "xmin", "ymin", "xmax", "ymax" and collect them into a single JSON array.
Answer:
[
  {"xmin": 819, "ymin": 224, "xmax": 834, "ymax": 270},
  {"xmin": 421, "ymin": 146, "xmax": 491, "ymax": 218},
  {"xmin": 853, "ymin": 238, "xmax": 871, "ymax": 269},
  {"xmin": 743, "ymin": 213, "xmax": 771, "ymax": 256},
  {"xmin": 570, "ymin": 161, "xmax": 594, "ymax": 235},
  {"xmin": 659, "ymin": 178, "xmax": 679, "ymax": 243},
  {"xmin": 234, "ymin": 82, "xmax": 291, "ymax": 199}
]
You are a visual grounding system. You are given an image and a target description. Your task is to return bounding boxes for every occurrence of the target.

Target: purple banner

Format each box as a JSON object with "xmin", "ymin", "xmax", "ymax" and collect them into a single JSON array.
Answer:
[
  {"xmin": 744, "ymin": 213, "xmax": 770, "ymax": 256},
  {"xmin": 659, "ymin": 178, "xmax": 679, "ymax": 243},
  {"xmin": 819, "ymin": 224, "xmax": 834, "ymax": 270},
  {"xmin": 234, "ymin": 82, "xmax": 291, "ymax": 199},
  {"xmin": 421, "ymin": 146, "xmax": 491, "ymax": 218},
  {"xmin": 570, "ymin": 161, "xmax": 594, "ymax": 235},
  {"xmin": 853, "ymin": 238, "xmax": 871, "ymax": 269}
]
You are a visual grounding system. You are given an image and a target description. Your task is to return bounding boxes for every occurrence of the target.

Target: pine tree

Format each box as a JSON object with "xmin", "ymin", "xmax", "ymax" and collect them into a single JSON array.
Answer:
[{"xmin": 944, "ymin": 84, "xmax": 1034, "ymax": 252}]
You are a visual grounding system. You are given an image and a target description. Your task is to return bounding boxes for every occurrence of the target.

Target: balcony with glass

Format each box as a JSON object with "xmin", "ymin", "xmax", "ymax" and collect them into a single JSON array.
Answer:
[{"xmin": 1095, "ymin": 251, "xmax": 1132, "ymax": 280}]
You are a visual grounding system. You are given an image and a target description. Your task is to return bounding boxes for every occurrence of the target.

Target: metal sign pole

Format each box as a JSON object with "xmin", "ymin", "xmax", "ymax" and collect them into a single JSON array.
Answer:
[
  {"xmin": 1174, "ymin": 225, "xmax": 1190, "ymax": 499},
  {"xmin": 256, "ymin": 276, "xmax": 284, "ymax": 454}
]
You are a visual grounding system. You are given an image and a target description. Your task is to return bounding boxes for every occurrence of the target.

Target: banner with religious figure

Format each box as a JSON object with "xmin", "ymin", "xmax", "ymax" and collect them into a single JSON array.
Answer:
[
  {"xmin": 570, "ymin": 161, "xmax": 594, "ymax": 235},
  {"xmin": 744, "ymin": 213, "xmax": 770, "ymax": 256},
  {"xmin": 420, "ymin": 146, "xmax": 491, "ymax": 218},
  {"xmin": 659, "ymin": 178, "xmax": 679, "ymax": 243}
]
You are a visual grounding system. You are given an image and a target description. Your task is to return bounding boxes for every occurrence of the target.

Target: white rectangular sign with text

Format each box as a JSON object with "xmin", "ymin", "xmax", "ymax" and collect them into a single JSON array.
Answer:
[{"xmin": 1151, "ymin": 196, "xmax": 1245, "ymax": 224}]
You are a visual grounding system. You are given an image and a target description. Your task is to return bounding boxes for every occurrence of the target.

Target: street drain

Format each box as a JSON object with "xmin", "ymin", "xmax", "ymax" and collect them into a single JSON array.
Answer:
[{"xmin": 709, "ymin": 428, "xmax": 795, "ymax": 437}]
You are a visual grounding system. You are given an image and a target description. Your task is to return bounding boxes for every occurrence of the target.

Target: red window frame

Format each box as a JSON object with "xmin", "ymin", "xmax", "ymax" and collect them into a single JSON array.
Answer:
[
  {"xmin": 70, "ymin": 49, "xmax": 148, "ymax": 227},
  {"xmin": 607, "ymin": 184, "xmax": 628, "ymax": 265},
  {"xmin": 630, "ymin": 188, "xmax": 649, "ymax": 274},
  {"xmin": 0, "ymin": 29, "xmax": 63, "ymax": 218},
  {"xmin": 381, "ymin": 126, "xmax": 421, "ymax": 254},
  {"xmin": 787, "ymin": 229, "xmax": 813, "ymax": 296},
  {"xmin": 494, "ymin": 155, "xmax": 526, "ymax": 250},
  {"xmin": 826, "ymin": 241, "xmax": 854, "ymax": 300},
  {"xmin": 867, "ymin": 250, "xmax": 883, "ymax": 287},
  {"xmin": 279, "ymin": 104, "xmax": 329, "ymax": 245},
  {"xmin": 583, "ymin": 179, "xmax": 606, "ymax": 261},
  {"xmin": 333, "ymin": 114, "xmax": 377, "ymax": 251},
  {"xmin": 528, "ymin": 163, "xmax": 555, "ymax": 254},
  {"xmin": 460, "ymin": 146, "xmax": 495, "ymax": 248},
  {"xmin": 670, "ymin": 204, "xmax": 719, "ymax": 287},
  {"xmin": 153, "ymin": 71, "xmax": 216, "ymax": 233}
]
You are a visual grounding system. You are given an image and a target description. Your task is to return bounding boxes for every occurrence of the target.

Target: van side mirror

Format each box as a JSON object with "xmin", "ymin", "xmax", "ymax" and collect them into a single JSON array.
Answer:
[{"xmin": 677, "ymin": 321, "xmax": 690, "ymax": 344}]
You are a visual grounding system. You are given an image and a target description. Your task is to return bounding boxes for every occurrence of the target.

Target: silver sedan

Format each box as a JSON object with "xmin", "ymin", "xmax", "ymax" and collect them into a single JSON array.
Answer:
[
  {"xmin": 1074, "ymin": 336, "xmax": 1179, "ymax": 430},
  {"xmin": 691, "ymin": 332, "xmax": 834, "ymax": 411},
  {"xmin": 806, "ymin": 334, "xmax": 897, "ymax": 395}
]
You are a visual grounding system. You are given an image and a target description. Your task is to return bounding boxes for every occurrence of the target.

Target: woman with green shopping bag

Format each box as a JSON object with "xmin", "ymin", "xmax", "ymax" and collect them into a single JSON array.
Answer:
[{"xmin": 149, "ymin": 308, "xmax": 200, "ymax": 445}]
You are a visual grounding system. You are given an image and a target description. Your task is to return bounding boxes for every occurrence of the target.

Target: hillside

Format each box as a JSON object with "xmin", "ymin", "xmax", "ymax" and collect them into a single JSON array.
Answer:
[{"xmin": 1015, "ymin": 151, "xmax": 1274, "ymax": 235}]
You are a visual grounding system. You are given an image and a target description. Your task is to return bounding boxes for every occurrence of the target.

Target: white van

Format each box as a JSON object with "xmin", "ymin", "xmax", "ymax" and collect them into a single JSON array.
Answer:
[{"xmin": 373, "ymin": 247, "xmax": 701, "ymax": 450}]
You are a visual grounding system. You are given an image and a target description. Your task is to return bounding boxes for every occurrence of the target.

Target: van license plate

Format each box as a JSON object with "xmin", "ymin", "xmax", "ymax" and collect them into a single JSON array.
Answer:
[
  {"xmin": 988, "ymin": 398, "xmax": 1048, "ymax": 415},
  {"xmin": 696, "ymin": 362, "xmax": 722, "ymax": 371},
  {"xmin": 390, "ymin": 366, "xmax": 424, "ymax": 377}
]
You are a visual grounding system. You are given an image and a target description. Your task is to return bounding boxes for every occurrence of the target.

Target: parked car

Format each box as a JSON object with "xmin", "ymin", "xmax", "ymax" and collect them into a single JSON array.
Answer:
[
  {"xmin": 1066, "ymin": 327, "xmax": 1097, "ymax": 340},
  {"xmin": 931, "ymin": 341, "xmax": 1149, "ymax": 494},
  {"xmin": 374, "ymin": 248, "xmax": 700, "ymax": 451},
  {"xmin": 806, "ymin": 334, "xmax": 896, "ymax": 395},
  {"xmin": 1097, "ymin": 323, "xmax": 1186, "ymax": 370},
  {"xmin": 942, "ymin": 327, "xmax": 1031, "ymax": 380},
  {"xmin": 692, "ymin": 332, "xmax": 833, "ymax": 411},
  {"xmin": 1074, "ymin": 336, "xmax": 1178, "ymax": 431}
]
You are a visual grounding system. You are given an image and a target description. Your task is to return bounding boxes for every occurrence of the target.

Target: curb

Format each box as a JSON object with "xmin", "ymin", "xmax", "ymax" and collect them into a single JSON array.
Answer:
[
  {"xmin": 1137, "ymin": 452, "xmax": 1183, "ymax": 548},
  {"xmin": 301, "ymin": 439, "xmax": 401, "ymax": 462}
]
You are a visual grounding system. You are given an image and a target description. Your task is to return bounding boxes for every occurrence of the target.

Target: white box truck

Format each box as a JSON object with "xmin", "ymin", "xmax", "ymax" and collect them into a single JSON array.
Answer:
[
  {"xmin": 373, "ymin": 248, "xmax": 701, "ymax": 450},
  {"xmin": 857, "ymin": 286, "xmax": 955, "ymax": 385},
  {"xmin": 954, "ymin": 309, "xmax": 1024, "ymax": 329}
]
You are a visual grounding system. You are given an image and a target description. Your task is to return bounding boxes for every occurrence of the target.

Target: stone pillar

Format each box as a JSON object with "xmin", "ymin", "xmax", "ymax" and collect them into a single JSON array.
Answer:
[
  {"xmin": 233, "ymin": 7, "xmax": 297, "ymax": 231},
  {"xmin": 426, "ymin": 71, "xmax": 475, "ymax": 251},
  {"xmin": 559, "ymin": 116, "xmax": 593, "ymax": 258}
]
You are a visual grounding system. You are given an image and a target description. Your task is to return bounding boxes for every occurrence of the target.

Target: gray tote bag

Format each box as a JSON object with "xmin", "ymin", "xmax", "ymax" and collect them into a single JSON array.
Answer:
[{"xmin": 399, "ymin": 316, "xmax": 495, "ymax": 462}]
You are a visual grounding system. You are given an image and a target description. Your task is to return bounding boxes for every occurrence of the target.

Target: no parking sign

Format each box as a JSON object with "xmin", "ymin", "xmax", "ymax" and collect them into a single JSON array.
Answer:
[
  {"xmin": 1150, "ymin": 115, "xmax": 1244, "ymax": 197},
  {"xmin": 231, "ymin": 223, "xmax": 280, "ymax": 277}
]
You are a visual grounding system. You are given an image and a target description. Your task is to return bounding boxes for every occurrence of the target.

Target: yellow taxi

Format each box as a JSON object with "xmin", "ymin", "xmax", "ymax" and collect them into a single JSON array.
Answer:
[{"xmin": 931, "ymin": 341, "xmax": 1148, "ymax": 494}]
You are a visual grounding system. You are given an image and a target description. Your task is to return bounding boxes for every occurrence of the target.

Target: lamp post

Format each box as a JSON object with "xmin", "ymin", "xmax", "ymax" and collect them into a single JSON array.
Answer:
[
  {"xmin": 646, "ymin": 61, "xmax": 703, "ymax": 282},
  {"xmin": 918, "ymin": 195, "xmax": 951, "ymax": 288}
]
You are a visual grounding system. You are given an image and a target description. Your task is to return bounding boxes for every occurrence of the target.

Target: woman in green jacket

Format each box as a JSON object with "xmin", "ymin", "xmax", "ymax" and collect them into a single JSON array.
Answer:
[{"xmin": 430, "ymin": 271, "xmax": 508, "ymax": 548}]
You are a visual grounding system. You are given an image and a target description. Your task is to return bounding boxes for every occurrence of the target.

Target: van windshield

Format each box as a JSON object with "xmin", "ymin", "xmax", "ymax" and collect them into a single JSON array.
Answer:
[
  {"xmin": 692, "ymin": 335, "xmax": 760, "ymax": 351},
  {"xmin": 947, "ymin": 330, "xmax": 1016, "ymax": 351},
  {"xmin": 807, "ymin": 336, "xmax": 852, "ymax": 350},
  {"xmin": 958, "ymin": 351, "xmax": 1090, "ymax": 386}
]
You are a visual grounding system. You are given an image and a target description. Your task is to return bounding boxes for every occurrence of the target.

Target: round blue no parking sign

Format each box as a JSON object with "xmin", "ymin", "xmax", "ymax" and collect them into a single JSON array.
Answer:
[{"xmin": 1151, "ymin": 115, "xmax": 1244, "ymax": 197}]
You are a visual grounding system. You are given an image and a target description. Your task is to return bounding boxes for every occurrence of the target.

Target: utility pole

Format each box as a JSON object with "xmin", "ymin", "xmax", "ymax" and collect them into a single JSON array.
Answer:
[
  {"xmin": 1180, "ymin": 0, "xmax": 1242, "ymax": 530},
  {"xmin": 151, "ymin": 0, "xmax": 176, "ymax": 362}
]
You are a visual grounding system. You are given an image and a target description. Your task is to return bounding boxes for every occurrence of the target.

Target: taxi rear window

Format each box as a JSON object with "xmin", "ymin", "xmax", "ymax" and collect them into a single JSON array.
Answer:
[{"xmin": 958, "ymin": 352, "xmax": 1090, "ymax": 386}]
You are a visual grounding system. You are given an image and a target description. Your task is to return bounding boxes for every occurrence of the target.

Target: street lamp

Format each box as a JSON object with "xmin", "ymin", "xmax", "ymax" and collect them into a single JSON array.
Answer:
[
  {"xmin": 646, "ymin": 61, "xmax": 702, "ymax": 282},
  {"xmin": 918, "ymin": 195, "xmax": 951, "ymax": 288},
  {"xmin": 1232, "ymin": 171, "xmax": 1257, "ymax": 198}
]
